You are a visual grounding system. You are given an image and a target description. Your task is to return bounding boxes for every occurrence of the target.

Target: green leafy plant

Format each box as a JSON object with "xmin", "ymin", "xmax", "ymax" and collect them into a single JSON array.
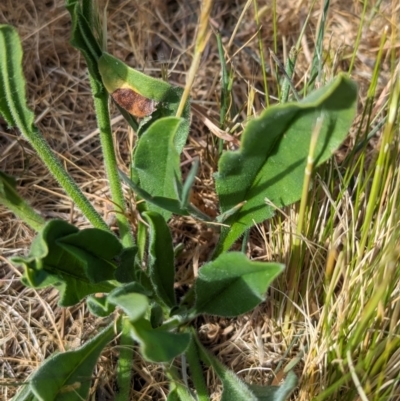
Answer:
[{"xmin": 0, "ymin": 0, "xmax": 358, "ymax": 400}]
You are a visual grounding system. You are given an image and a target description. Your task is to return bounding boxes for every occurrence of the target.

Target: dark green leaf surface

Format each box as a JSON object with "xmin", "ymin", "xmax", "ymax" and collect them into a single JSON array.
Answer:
[
  {"xmin": 143, "ymin": 211, "xmax": 176, "ymax": 308},
  {"xmin": 29, "ymin": 322, "xmax": 114, "ymax": 401},
  {"xmin": 194, "ymin": 252, "xmax": 284, "ymax": 317},
  {"xmin": 11, "ymin": 220, "xmax": 117, "ymax": 306},
  {"xmin": 215, "ymin": 75, "xmax": 357, "ymax": 254}
]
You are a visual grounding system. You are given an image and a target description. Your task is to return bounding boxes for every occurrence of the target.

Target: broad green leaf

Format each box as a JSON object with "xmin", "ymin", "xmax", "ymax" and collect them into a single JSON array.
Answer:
[
  {"xmin": 29, "ymin": 322, "xmax": 114, "ymax": 401},
  {"xmin": 98, "ymin": 52, "xmax": 190, "ymax": 152},
  {"xmin": 11, "ymin": 220, "xmax": 116, "ymax": 306},
  {"xmin": 132, "ymin": 117, "xmax": 185, "ymax": 220},
  {"xmin": 214, "ymin": 74, "xmax": 357, "ymax": 255},
  {"xmin": 0, "ymin": 171, "xmax": 45, "ymax": 231},
  {"xmin": 107, "ymin": 283, "xmax": 150, "ymax": 322},
  {"xmin": 130, "ymin": 318, "xmax": 190, "ymax": 362},
  {"xmin": 248, "ymin": 371, "xmax": 297, "ymax": 401},
  {"xmin": 195, "ymin": 336, "xmax": 258, "ymax": 401},
  {"xmin": 143, "ymin": 211, "xmax": 176, "ymax": 308},
  {"xmin": 194, "ymin": 252, "xmax": 284, "ymax": 317}
]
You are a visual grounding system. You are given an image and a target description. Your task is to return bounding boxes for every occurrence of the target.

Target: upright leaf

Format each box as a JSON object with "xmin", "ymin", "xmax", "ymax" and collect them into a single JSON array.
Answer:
[
  {"xmin": 214, "ymin": 74, "xmax": 357, "ymax": 255},
  {"xmin": 194, "ymin": 252, "xmax": 284, "ymax": 317},
  {"xmin": 0, "ymin": 25, "xmax": 34, "ymax": 131},
  {"xmin": 132, "ymin": 117, "xmax": 185, "ymax": 220},
  {"xmin": 65, "ymin": 0, "xmax": 103, "ymax": 88},
  {"xmin": 29, "ymin": 322, "xmax": 115, "ymax": 401},
  {"xmin": 143, "ymin": 211, "xmax": 176, "ymax": 308}
]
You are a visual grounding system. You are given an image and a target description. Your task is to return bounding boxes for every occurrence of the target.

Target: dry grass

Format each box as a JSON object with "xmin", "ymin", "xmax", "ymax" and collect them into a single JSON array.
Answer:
[{"xmin": 1, "ymin": 0, "xmax": 399, "ymax": 400}]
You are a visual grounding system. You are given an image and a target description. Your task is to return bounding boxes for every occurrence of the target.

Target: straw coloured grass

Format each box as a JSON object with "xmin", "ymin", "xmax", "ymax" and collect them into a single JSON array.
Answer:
[{"xmin": 1, "ymin": 0, "xmax": 399, "ymax": 400}]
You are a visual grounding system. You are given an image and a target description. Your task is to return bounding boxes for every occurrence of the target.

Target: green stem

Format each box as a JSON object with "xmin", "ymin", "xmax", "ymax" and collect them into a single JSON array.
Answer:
[
  {"xmin": 187, "ymin": 331, "xmax": 209, "ymax": 401},
  {"xmin": 115, "ymin": 318, "xmax": 135, "ymax": 401},
  {"xmin": 90, "ymin": 81, "xmax": 135, "ymax": 248},
  {"xmin": 24, "ymin": 127, "xmax": 110, "ymax": 232}
]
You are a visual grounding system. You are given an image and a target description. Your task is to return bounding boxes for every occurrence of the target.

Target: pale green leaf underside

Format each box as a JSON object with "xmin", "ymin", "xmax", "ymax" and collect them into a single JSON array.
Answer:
[{"xmin": 215, "ymin": 74, "xmax": 357, "ymax": 254}]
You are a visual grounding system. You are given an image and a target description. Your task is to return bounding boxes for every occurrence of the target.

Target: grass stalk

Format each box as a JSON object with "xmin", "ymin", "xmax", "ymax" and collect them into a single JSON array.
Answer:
[
  {"xmin": 285, "ymin": 116, "xmax": 324, "ymax": 327},
  {"xmin": 176, "ymin": 0, "xmax": 213, "ymax": 118}
]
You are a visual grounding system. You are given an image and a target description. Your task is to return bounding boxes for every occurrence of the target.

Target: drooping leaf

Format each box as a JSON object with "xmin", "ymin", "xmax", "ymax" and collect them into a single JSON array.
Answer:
[
  {"xmin": 98, "ymin": 52, "xmax": 190, "ymax": 150},
  {"xmin": 0, "ymin": 171, "xmax": 45, "ymax": 231},
  {"xmin": 11, "ymin": 220, "xmax": 117, "ymax": 306},
  {"xmin": 132, "ymin": 117, "xmax": 185, "ymax": 220},
  {"xmin": 143, "ymin": 211, "xmax": 176, "ymax": 308},
  {"xmin": 129, "ymin": 318, "xmax": 190, "ymax": 363},
  {"xmin": 107, "ymin": 283, "xmax": 151, "ymax": 322},
  {"xmin": 194, "ymin": 252, "xmax": 284, "ymax": 317},
  {"xmin": 214, "ymin": 74, "xmax": 357, "ymax": 255},
  {"xmin": 29, "ymin": 322, "xmax": 115, "ymax": 401},
  {"xmin": 58, "ymin": 227, "xmax": 123, "ymax": 282}
]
